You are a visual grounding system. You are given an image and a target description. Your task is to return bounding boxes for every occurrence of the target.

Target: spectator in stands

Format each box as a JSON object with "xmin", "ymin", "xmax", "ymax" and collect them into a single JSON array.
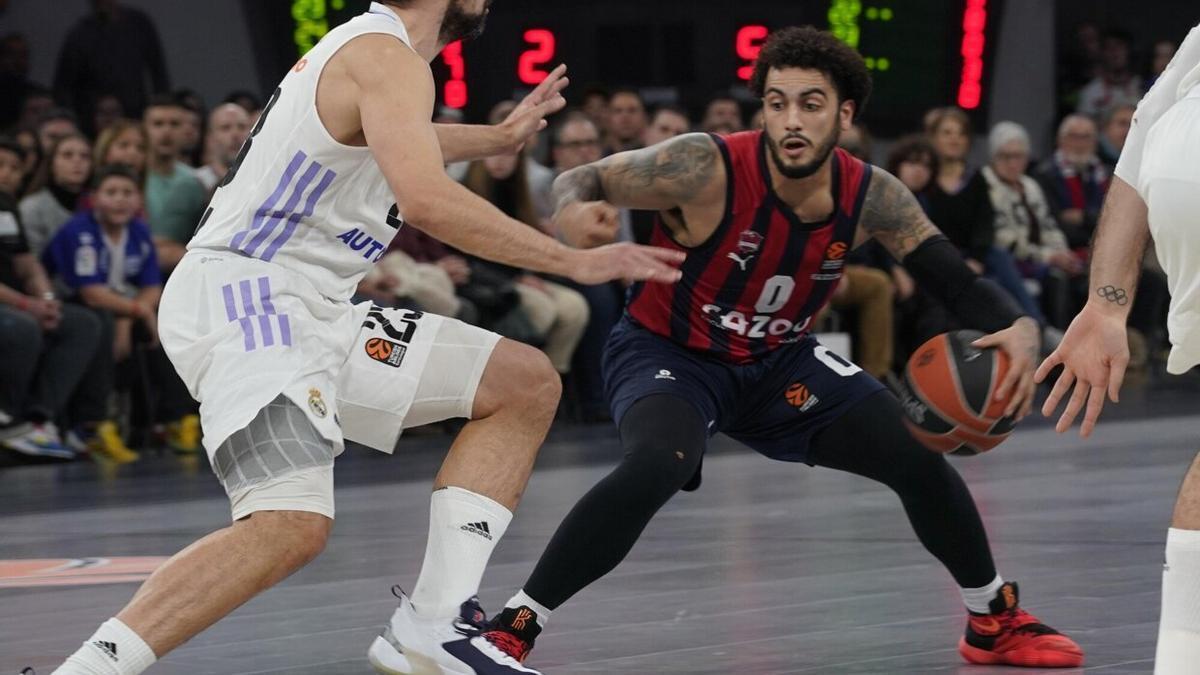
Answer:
[
  {"xmin": 1097, "ymin": 103, "xmax": 1135, "ymax": 171},
  {"xmin": 549, "ymin": 111, "xmax": 621, "ymax": 420},
  {"xmin": 224, "ymin": 90, "xmax": 262, "ymax": 116},
  {"xmin": 0, "ymin": 136, "xmax": 23, "ymax": 197},
  {"xmin": 1149, "ymin": 39, "xmax": 1177, "ymax": 87},
  {"xmin": 700, "ymin": 93, "xmax": 744, "ymax": 134},
  {"xmin": 175, "ymin": 89, "xmax": 205, "ymax": 168},
  {"xmin": 491, "ymin": 101, "xmax": 556, "ymax": 223},
  {"xmin": 925, "ymin": 107, "xmax": 994, "ymax": 274},
  {"xmin": 42, "ymin": 165, "xmax": 197, "ymax": 457},
  {"xmin": 53, "ymin": 0, "xmax": 169, "ymax": 127},
  {"xmin": 12, "ymin": 129, "xmax": 38, "ymax": 194},
  {"xmin": 642, "ymin": 104, "xmax": 690, "ymax": 147},
  {"xmin": 94, "ymin": 119, "xmax": 147, "ymax": 176},
  {"xmin": 0, "ymin": 32, "xmax": 36, "ymax": 131},
  {"xmin": 605, "ymin": 88, "xmax": 647, "ymax": 154},
  {"xmin": 142, "ymin": 95, "xmax": 206, "ymax": 272},
  {"xmin": 0, "ymin": 146, "xmax": 105, "ymax": 460},
  {"xmin": 194, "ymin": 103, "xmax": 250, "ymax": 193},
  {"xmin": 91, "ymin": 93, "xmax": 124, "ymax": 138},
  {"xmin": 1076, "ymin": 29, "xmax": 1142, "ymax": 118},
  {"xmin": 461, "ymin": 143, "xmax": 590, "ymax": 375},
  {"xmin": 36, "ymin": 108, "xmax": 79, "ymax": 155},
  {"xmin": 1034, "ymin": 114, "xmax": 1108, "ymax": 249},
  {"xmin": 15, "ymin": 86, "xmax": 53, "ymax": 137},
  {"xmin": 19, "ymin": 133, "xmax": 90, "ymax": 255},
  {"xmin": 981, "ymin": 121, "xmax": 1075, "ymax": 332},
  {"xmin": 578, "ymin": 85, "xmax": 610, "ymax": 142},
  {"xmin": 1058, "ymin": 22, "xmax": 1103, "ymax": 114},
  {"xmin": 838, "ymin": 123, "xmax": 872, "ymax": 163}
]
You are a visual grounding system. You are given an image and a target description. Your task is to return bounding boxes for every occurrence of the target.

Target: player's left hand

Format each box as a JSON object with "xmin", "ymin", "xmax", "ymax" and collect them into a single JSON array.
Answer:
[
  {"xmin": 500, "ymin": 64, "xmax": 569, "ymax": 154},
  {"xmin": 972, "ymin": 316, "xmax": 1040, "ymax": 421}
]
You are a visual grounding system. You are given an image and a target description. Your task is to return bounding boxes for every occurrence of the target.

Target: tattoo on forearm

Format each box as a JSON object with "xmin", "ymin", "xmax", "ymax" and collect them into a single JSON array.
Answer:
[
  {"xmin": 1096, "ymin": 285, "xmax": 1129, "ymax": 306},
  {"xmin": 860, "ymin": 169, "xmax": 940, "ymax": 259},
  {"xmin": 554, "ymin": 133, "xmax": 718, "ymax": 212}
]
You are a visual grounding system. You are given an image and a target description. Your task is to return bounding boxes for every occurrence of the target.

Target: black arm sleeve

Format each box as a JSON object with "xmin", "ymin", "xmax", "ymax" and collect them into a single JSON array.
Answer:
[{"xmin": 902, "ymin": 235, "xmax": 1025, "ymax": 333}]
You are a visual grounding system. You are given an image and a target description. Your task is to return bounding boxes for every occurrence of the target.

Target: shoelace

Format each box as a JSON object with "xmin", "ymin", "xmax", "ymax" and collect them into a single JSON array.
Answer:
[
  {"xmin": 482, "ymin": 629, "xmax": 532, "ymax": 662},
  {"xmin": 1001, "ymin": 608, "xmax": 1057, "ymax": 636}
]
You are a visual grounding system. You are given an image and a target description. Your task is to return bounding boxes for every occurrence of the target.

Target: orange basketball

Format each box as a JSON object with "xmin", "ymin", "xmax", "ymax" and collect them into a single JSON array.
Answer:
[{"xmin": 899, "ymin": 330, "xmax": 1016, "ymax": 456}]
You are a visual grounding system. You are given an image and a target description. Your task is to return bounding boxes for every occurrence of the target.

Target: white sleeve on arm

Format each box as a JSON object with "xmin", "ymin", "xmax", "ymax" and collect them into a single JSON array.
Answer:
[{"xmin": 1116, "ymin": 23, "xmax": 1200, "ymax": 190}]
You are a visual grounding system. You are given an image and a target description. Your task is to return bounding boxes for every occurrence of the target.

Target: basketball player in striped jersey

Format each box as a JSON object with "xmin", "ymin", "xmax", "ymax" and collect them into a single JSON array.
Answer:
[
  {"xmin": 1038, "ymin": 22, "xmax": 1200, "ymax": 675},
  {"xmin": 50, "ymin": 2, "xmax": 683, "ymax": 674},
  {"xmin": 479, "ymin": 27, "xmax": 1084, "ymax": 669}
]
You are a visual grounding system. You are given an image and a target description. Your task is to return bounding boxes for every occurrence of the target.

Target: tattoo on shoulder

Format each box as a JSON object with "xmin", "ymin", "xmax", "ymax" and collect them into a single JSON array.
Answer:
[
  {"xmin": 601, "ymin": 133, "xmax": 719, "ymax": 204},
  {"xmin": 861, "ymin": 168, "xmax": 940, "ymax": 258}
]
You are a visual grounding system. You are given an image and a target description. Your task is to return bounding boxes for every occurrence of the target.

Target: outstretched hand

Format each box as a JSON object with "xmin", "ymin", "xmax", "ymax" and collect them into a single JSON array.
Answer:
[
  {"xmin": 500, "ymin": 64, "xmax": 569, "ymax": 154},
  {"xmin": 567, "ymin": 243, "xmax": 685, "ymax": 286},
  {"xmin": 1035, "ymin": 304, "xmax": 1129, "ymax": 437}
]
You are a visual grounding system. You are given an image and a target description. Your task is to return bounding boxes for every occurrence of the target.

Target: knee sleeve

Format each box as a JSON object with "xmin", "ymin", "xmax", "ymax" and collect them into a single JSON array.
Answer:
[{"xmin": 617, "ymin": 395, "xmax": 708, "ymax": 493}]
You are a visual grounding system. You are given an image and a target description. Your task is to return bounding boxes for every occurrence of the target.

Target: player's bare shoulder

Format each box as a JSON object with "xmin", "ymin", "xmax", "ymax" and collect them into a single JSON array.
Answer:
[
  {"xmin": 858, "ymin": 166, "xmax": 941, "ymax": 258},
  {"xmin": 317, "ymin": 32, "xmax": 433, "ymax": 146}
]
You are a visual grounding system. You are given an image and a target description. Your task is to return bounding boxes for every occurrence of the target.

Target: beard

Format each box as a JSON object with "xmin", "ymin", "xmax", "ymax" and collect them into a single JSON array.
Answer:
[
  {"xmin": 440, "ymin": 0, "xmax": 492, "ymax": 44},
  {"xmin": 765, "ymin": 126, "xmax": 840, "ymax": 180}
]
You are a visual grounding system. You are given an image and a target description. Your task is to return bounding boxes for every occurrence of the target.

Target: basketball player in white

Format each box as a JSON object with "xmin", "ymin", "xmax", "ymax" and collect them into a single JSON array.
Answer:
[
  {"xmin": 1037, "ymin": 22, "xmax": 1200, "ymax": 675},
  {"xmin": 50, "ymin": 2, "xmax": 682, "ymax": 674}
]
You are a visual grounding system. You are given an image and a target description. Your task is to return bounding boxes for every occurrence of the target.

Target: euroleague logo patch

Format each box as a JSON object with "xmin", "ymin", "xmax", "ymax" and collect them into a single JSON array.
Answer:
[
  {"xmin": 785, "ymin": 382, "xmax": 820, "ymax": 412},
  {"xmin": 365, "ymin": 337, "xmax": 407, "ymax": 368},
  {"xmin": 826, "ymin": 242, "xmax": 848, "ymax": 260}
]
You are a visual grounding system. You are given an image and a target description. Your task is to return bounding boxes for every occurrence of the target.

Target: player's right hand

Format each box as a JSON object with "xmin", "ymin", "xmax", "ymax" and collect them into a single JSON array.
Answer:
[
  {"xmin": 568, "ymin": 243, "xmax": 684, "ymax": 286},
  {"xmin": 555, "ymin": 200, "xmax": 619, "ymax": 249},
  {"xmin": 1034, "ymin": 303, "xmax": 1130, "ymax": 437}
]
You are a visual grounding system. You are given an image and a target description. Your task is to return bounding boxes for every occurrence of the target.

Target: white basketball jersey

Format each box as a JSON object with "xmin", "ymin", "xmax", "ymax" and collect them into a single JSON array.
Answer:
[{"xmin": 188, "ymin": 2, "xmax": 416, "ymax": 301}]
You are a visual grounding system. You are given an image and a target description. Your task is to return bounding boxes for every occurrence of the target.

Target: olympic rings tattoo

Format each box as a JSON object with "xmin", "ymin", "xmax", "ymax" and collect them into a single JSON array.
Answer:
[{"xmin": 1096, "ymin": 285, "xmax": 1129, "ymax": 306}]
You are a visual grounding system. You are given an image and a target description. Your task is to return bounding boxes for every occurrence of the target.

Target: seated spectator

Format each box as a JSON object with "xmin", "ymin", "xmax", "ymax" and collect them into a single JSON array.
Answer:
[
  {"xmin": 94, "ymin": 118, "xmax": 147, "ymax": 176},
  {"xmin": 142, "ymin": 95, "xmax": 207, "ymax": 272},
  {"xmin": 1076, "ymin": 29, "xmax": 1143, "ymax": 117},
  {"xmin": 578, "ymin": 85, "xmax": 610, "ymax": 143},
  {"xmin": 175, "ymin": 88, "xmax": 205, "ymax": 168},
  {"xmin": 36, "ymin": 108, "xmax": 80, "ymax": 154},
  {"xmin": 1034, "ymin": 114, "xmax": 1108, "ymax": 249},
  {"xmin": 194, "ymin": 103, "xmax": 250, "ymax": 194},
  {"xmin": 18, "ymin": 133, "xmax": 91, "ymax": 255},
  {"xmin": 642, "ymin": 104, "xmax": 690, "ymax": 147},
  {"xmin": 0, "ymin": 163, "xmax": 105, "ymax": 460},
  {"xmin": 14, "ymin": 128, "xmax": 41, "ymax": 190},
  {"xmin": 15, "ymin": 87, "xmax": 54, "ymax": 138},
  {"xmin": 604, "ymin": 88, "xmax": 648, "ymax": 154},
  {"xmin": 461, "ymin": 143, "xmax": 590, "ymax": 375},
  {"xmin": 41, "ymin": 165, "xmax": 197, "ymax": 455},
  {"xmin": 839, "ymin": 123, "xmax": 872, "ymax": 162},
  {"xmin": 981, "ymin": 121, "xmax": 1077, "ymax": 333},
  {"xmin": 700, "ymin": 93, "xmax": 744, "ymax": 134},
  {"xmin": 91, "ymin": 93, "xmax": 125, "ymax": 138},
  {"xmin": 223, "ymin": 89, "xmax": 263, "ymax": 120},
  {"xmin": 0, "ymin": 137, "xmax": 25, "ymax": 197},
  {"xmin": 1149, "ymin": 39, "xmax": 1177, "ymax": 87},
  {"xmin": 1097, "ymin": 103, "xmax": 1135, "ymax": 171}
]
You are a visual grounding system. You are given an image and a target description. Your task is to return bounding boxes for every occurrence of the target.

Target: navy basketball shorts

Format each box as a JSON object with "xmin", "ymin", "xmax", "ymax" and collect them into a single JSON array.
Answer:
[{"xmin": 602, "ymin": 318, "xmax": 886, "ymax": 463}]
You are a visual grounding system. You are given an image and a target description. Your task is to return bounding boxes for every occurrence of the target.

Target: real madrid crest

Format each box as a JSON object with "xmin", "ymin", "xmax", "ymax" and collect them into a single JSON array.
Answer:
[{"xmin": 307, "ymin": 388, "xmax": 328, "ymax": 418}]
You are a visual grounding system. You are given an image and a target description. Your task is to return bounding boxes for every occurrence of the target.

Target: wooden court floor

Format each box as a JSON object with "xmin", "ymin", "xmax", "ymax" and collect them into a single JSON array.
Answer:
[{"xmin": 3, "ymin": 373, "xmax": 1198, "ymax": 674}]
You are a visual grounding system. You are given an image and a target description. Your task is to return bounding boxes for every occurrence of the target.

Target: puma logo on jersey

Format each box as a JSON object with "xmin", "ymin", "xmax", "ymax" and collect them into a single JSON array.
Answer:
[
  {"xmin": 727, "ymin": 252, "xmax": 754, "ymax": 271},
  {"xmin": 336, "ymin": 227, "xmax": 388, "ymax": 262}
]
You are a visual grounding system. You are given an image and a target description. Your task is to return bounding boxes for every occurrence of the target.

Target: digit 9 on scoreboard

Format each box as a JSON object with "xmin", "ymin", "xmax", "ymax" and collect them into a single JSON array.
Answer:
[{"xmin": 736, "ymin": 24, "xmax": 769, "ymax": 81}]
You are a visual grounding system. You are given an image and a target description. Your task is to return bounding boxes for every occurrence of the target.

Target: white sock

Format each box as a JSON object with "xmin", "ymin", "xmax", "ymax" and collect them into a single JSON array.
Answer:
[
  {"xmin": 1155, "ymin": 528, "xmax": 1200, "ymax": 674},
  {"xmin": 53, "ymin": 618, "xmax": 156, "ymax": 675},
  {"xmin": 410, "ymin": 486, "xmax": 512, "ymax": 620},
  {"xmin": 505, "ymin": 589, "xmax": 553, "ymax": 629},
  {"xmin": 960, "ymin": 574, "xmax": 1005, "ymax": 614}
]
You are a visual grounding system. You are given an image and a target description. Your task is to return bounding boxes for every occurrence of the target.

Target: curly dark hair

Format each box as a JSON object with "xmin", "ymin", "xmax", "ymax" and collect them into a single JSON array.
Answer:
[{"xmin": 749, "ymin": 26, "xmax": 872, "ymax": 119}]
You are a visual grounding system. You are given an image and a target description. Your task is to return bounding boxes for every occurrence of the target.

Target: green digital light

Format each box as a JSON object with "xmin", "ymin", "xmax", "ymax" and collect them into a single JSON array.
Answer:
[
  {"xmin": 293, "ymin": 0, "xmax": 331, "ymax": 57},
  {"xmin": 865, "ymin": 7, "xmax": 878, "ymax": 20},
  {"xmin": 877, "ymin": 57, "xmax": 890, "ymax": 70},
  {"xmin": 881, "ymin": 7, "xmax": 893, "ymax": 21},
  {"xmin": 827, "ymin": 0, "xmax": 862, "ymax": 49}
]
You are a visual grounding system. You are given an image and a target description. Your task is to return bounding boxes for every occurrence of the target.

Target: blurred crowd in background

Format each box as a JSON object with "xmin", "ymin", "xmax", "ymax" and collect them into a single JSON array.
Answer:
[{"xmin": 0, "ymin": 2, "xmax": 1181, "ymax": 464}]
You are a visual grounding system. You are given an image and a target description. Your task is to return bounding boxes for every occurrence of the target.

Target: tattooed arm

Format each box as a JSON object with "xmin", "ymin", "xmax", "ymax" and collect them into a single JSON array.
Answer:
[
  {"xmin": 862, "ymin": 168, "xmax": 1041, "ymax": 419},
  {"xmin": 1035, "ymin": 176, "xmax": 1150, "ymax": 437},
  {"xmin": 551, "ymin": 133, "xmax": 726, "ymax": 247}
]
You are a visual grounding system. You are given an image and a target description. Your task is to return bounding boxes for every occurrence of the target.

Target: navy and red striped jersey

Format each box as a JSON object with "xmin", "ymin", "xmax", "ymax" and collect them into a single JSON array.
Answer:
[{"xmin": 626, "ymin": 130, "xmax": 873, "ymax": 364}]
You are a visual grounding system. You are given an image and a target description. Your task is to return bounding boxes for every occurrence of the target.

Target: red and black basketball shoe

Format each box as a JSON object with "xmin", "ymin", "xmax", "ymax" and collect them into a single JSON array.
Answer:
[
  {"xmin": 479, "ymin": 606, "xmax": 543, "ymax": 667},
  {"xmin": 958, "ymin": 581, "xmax": 1084, "ymax": 668}
]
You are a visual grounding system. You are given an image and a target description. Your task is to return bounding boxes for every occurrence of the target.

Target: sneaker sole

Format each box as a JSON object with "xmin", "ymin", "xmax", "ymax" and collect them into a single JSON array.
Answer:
[
  {"xmin": 368, "ymin": 636, "xmax": 472, "ymax": 675},
  {"xmin": 958, "ymin": 637, "xmax": 1084, "ymax": 668}
]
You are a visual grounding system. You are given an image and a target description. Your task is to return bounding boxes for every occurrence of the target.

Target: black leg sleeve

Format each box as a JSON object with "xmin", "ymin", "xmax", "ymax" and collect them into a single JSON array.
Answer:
[
  {"xmin": 523, "ymin": 394, "xmax": 707, "ymax": 610},
  {"xmin": 808, "ymin": 390, "xmax": 998, "ymax": 588}
]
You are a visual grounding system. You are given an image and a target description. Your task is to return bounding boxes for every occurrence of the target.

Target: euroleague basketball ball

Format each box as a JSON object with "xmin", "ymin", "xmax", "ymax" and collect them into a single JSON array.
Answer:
[{"xmin": 899, "ymin": 330, "xmax": 1017, "ymax": 456}]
